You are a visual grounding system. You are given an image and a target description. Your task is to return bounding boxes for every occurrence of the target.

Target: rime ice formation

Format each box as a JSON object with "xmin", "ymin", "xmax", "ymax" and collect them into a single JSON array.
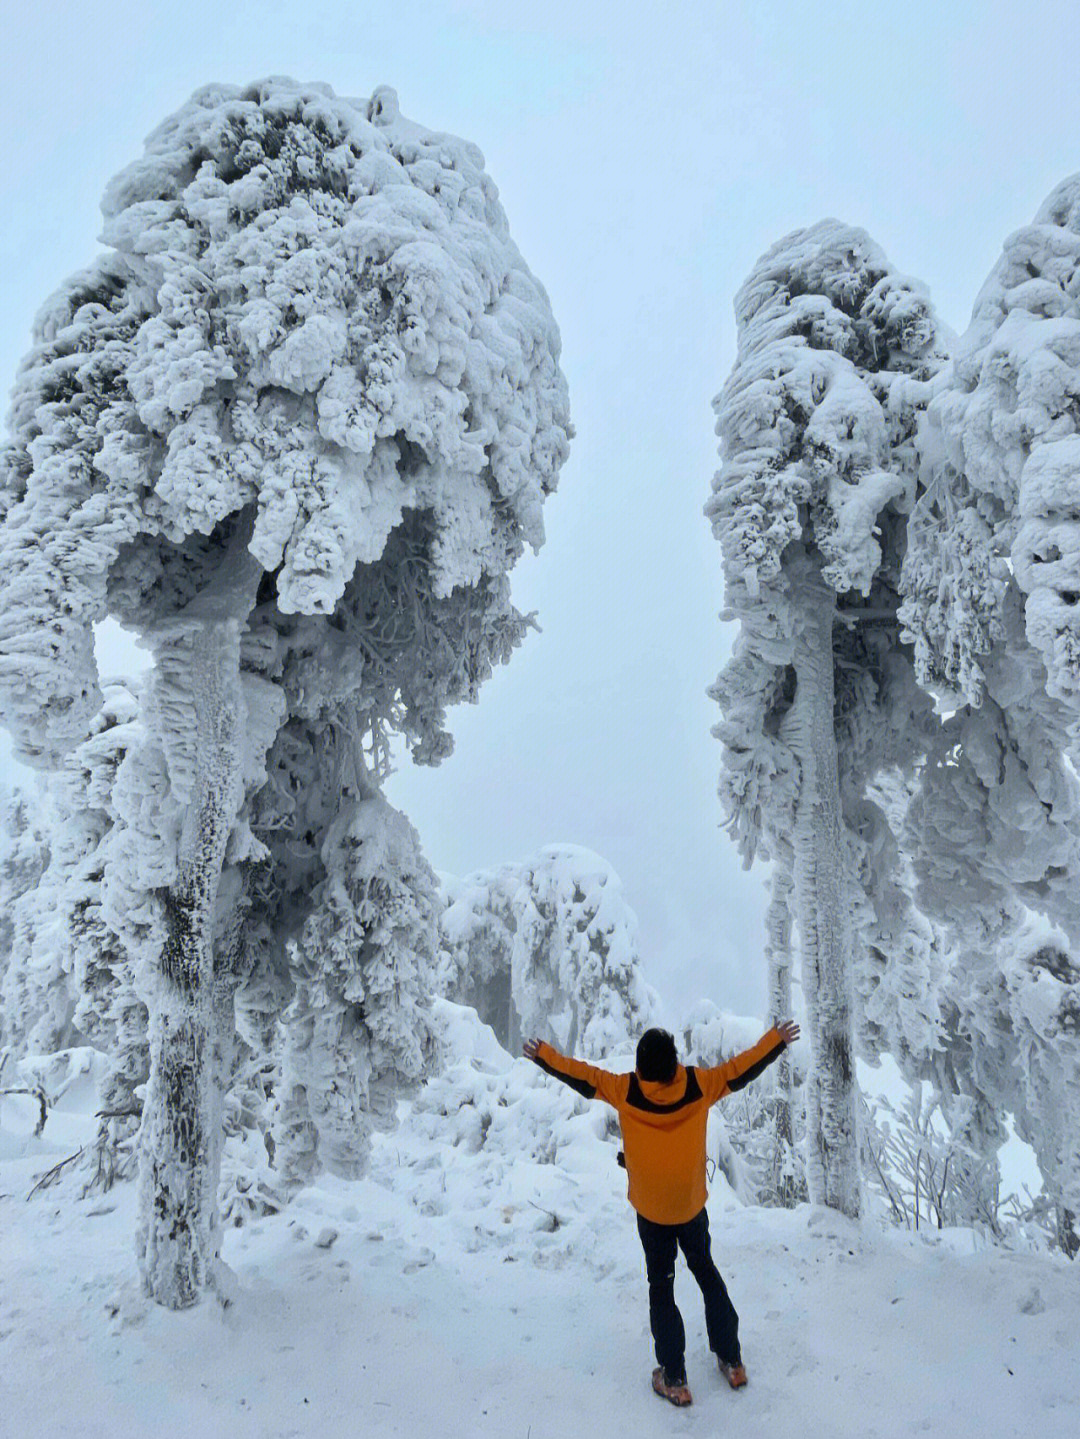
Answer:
[
  {"xmin": 897, "ymin": 179, "xmax": 1080, "ymax": 1246},
  {"xmin": 902, "ymin": 174, "xmax": 1080, "ymax": 720},
  {"xmin": 0, "ymin": 77, "xmax": 570, "ymax": 1307},
  {"xmin": 0, "ymin": 788, "xmax": 52, "ymax": 1051},
  {"xmin": 0, "ymin": 77, "xmax": 569, "ymax": 770},
  {"xmin": 272, "ymin": 791, "xmax": 439, "ymax": 1190},
  {"xmin": 438, "ymin": 845, "xmax": 657, "ymax": 1061},
  {"xmin": 708, "ymin": 221, "xmax": 947, "ymax": 1218}
]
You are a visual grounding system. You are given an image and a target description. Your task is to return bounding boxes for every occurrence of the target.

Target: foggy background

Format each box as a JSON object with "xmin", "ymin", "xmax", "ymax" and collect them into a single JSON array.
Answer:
[{"xmin": 3, "ymin": 0, "xmax": 1079, "ymax": 1021}]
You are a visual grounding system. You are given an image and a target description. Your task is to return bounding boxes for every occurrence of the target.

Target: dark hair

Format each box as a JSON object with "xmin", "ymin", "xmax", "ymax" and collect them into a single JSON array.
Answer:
[{"xmin": 636, "ymin": 1027, "xmax": 678, "ymax": 1083}]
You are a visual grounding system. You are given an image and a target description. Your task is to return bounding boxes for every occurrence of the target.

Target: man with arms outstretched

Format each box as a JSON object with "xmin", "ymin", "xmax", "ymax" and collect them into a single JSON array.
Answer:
[{"xmin": 523, "ymin": 1018, "xmax": 799, "ymax": 1407}]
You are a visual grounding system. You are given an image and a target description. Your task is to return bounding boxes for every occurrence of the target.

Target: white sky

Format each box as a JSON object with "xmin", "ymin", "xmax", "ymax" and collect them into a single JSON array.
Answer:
[{"xmin": 2, "ymin": 0, "xmax": 1080, "ymax": 1020}]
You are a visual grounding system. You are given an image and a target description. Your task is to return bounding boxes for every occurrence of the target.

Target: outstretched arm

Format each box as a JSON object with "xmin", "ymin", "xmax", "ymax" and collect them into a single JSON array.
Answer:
[
  {"xmin": 700, "ymin": 1019, "xmax": 799, "ymax": 1104},
  {"xmin": 522, "ymin": 1038, "xmax": 626, "ymax": 1107}
]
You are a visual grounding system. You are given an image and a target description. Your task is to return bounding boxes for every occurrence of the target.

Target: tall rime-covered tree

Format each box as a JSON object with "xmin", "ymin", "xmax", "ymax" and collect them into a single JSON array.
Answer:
[
  {"xmin": 708, "ymin": 222, "xmax": 947, "ymax": 1216},
  {"xmin": 0, "ymin": 78, "xmax": 570, "ymax": 1307},
  {"xmin": 900, "ymin": 176, "xmax": 1080, "ymax": 1238}
]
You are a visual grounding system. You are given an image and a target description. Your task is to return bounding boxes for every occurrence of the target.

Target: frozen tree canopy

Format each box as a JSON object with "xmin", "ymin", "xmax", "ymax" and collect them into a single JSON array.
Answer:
[
  {"xmin": 902, "ymin": 174, "xmax": 1080, "ymax": 722},
  {"xmin": 709, "ymin": 220, "xmax": 945, "ymax": 867},
  {"xmin": 1, "ymin": 685, "xmax": 141, "ymax": 1056},
  {"xmin": 0, "ymin": 76, "xmax": 570, "ymax": 769},
  {"xmin": 0, "ymin": 786, "xmax": 52, "ymax": 1050},
  {"xmin": 439, "ymin": 845, "xmax": 657, "ymax": 1060}
]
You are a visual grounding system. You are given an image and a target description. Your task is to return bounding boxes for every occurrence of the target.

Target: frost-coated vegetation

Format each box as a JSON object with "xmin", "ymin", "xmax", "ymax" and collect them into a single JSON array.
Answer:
[
  {"xmin": 895, "ymin": 175, "xmax": 1080, "ymax": 1255},
  {"xmin": 272, "ymin": 790, "xmax": 439, "ymax": 1191},
  {"xmin": 2, "ymin": 90, "xmax": 1080, "ymax": 1322},
  {"xmin": 0, "ymin": 76, "xmax": 570, "ymax": 1308},
  {"xmin": 708, "ymin": 221, "xmax": 948, "ymax": 1218},
  {"xmin": 438, "ymin": 844, "xmax": 658, "ymax": 1059},
  {"xmin": 709, "ymin": 183, "xmax": 1080, "ymax": 1242}
]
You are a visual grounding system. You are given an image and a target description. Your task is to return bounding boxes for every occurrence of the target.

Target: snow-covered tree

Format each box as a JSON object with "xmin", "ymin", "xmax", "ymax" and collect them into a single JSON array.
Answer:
[
  {"xmin": 272, "ymin": 787, "xmax": 438, "ymax": 1190},
  {"xmin": 0, "ymin": 787, "xmax": 51, "ymax": 1051},
  {"xmin": 439, "ymin": 845, "xmax": 657, "ymax": 1060},
  {"xmin": 1, "ymin": 686, "xmax": 150, "ymax": 1191},
  {"xmin": 438, "ymin": 871, "xmax": 519, "ymax": 1049},
  {"xmin": 898, "ymin": 177, "xmax": 1080, "ymax": 1241},
  {"xmin": 939, "ymin": 917, "xmax": 1080, "ymax": 1255},
  {"xmin": 0, "ymin": 78, "xmax": 569, "ymax": 1307},
  {"xmin": 708, "ymin": 221, "xmax": 947, "ymax": 1216},
  {"xmin": 682, "ymin": 1000, "xmax": 808, "ymax": 1205}
]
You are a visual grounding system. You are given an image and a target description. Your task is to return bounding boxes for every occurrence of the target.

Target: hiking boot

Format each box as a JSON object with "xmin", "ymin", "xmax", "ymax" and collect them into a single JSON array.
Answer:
[
  {"xmin": 718, "ymin": 1358, "xmax": 748, "ymax": 1389},
  {"xmin": 652, "ymin": 1367, "xmax": 693, "ymax": 1406}
]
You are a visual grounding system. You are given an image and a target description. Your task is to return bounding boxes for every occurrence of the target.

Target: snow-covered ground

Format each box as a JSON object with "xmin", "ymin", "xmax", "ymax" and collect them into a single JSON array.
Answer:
[{"xmin": 2, "ymin": 1024, "xmax": 1077, "ymax": 1439}]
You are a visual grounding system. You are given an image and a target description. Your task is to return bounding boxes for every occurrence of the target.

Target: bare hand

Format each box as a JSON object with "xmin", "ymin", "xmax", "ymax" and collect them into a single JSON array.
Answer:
[
  {"xmin": 522, "ymin": 1037, "xmax": 542, "ymax": 1061},
  {"xmin": 777, "ymin": 1019, "xmax": 800, "ymax": 1045}
]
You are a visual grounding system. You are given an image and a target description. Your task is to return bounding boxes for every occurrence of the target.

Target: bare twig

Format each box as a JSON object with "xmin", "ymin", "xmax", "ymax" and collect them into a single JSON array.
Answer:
[
  {"xmin": 27, "ymin": 1147, "xmax": 84, "ymax": 1199},
  {"xmin": 528, "ymin": 1200, "xmax": 561, "ymax": 1230}
]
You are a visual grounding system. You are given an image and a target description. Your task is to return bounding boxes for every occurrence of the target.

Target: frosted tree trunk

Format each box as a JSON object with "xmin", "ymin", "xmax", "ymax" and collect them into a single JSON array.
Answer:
[
  {"xmin": 136, "ymin": 624, "xmax": 246, "ymax": 1308},
  {"xmin": 782, "ymin": 565, "xmax": 860, "ymax": 1218},
  {"xmin": 765, "ymin": 852, "xmax": 805, "ymax": 1206},
  {"xmin": 1057, "ymin": 1208, "xmax": 1079, "ymax": 1261}
]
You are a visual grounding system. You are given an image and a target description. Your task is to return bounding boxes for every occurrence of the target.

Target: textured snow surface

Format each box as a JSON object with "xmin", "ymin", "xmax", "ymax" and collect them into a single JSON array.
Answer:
[{"xmin": 3, "ymin": 1019, "xmax": 1079, "ymax": 1439}]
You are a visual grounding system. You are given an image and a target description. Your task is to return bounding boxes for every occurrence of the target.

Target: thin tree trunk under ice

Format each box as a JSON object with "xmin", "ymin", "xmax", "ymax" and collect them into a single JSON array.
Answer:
[
  {"xmin": 782, "ymin": 566, "xmax": 860, "ymax": 1219},
  {"xmin": 765, "ymin": 853, "xmax": 804, "ymax": 1206},
  {"xmin": 137, "ymin": 624, "xmax": 246, "ymax": 1309}
]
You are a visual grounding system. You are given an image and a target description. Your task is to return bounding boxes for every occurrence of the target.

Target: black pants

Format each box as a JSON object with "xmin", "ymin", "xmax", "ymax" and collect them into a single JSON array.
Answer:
[{"xmin": 636, "ymin": 1206, "xmax": 740, "ymax": 1383}]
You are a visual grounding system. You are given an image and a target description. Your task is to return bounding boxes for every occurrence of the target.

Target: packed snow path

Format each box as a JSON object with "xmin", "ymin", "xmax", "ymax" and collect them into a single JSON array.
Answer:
[{"xmin": 2, "ymin": 1145, "xmax": 1077, "ymax": 1437}]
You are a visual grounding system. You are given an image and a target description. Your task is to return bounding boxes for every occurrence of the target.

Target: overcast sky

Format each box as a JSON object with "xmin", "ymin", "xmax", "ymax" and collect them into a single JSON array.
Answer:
[{"xmin": 2, "ymin": 0, "xmax": 1080, "ymax": 1022}]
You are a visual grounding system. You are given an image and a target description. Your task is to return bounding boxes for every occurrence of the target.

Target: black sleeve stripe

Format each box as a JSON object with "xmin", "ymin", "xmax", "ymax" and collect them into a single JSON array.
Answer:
[
  {"xmin": 727, "ymin": 1040, "xmax": 787, "ymax": 1093},
  {"xmin": 533, "ymin": 1052, "xmax": 597, "ymax": 1100}
]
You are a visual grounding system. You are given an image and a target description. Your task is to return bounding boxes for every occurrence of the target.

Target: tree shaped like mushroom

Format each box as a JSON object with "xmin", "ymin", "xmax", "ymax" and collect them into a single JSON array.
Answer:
[{"xmin": 0, "ymin": 78, "xmax": 570, "ymax": 1307}]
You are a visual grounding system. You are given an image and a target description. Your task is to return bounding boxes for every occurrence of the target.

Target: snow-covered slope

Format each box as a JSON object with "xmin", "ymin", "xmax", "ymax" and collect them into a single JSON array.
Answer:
[{"xmin": 2, "ymin": 1017, "xmax": 1077, "ymax": 1439}]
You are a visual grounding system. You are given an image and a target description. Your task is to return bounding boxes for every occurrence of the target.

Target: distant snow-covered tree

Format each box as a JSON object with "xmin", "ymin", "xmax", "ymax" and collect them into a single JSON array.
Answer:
[
  {"xmin": 708, "ymin": 221, "xmax": 948, "ymax": 1217},
  {"xmin": 682, "ymin": 999, "xmax": 808, "ymax": 1206},
  {"xmin": 439, "ymin": 845, "xmax": 657, "ymax": 1060},
  {"xmin": 0, "ymin": 77, "xmax": 569, "ymax": 1307},
  {"xmin": 47, "ymin": 683, "xmax": 149, "ymax": 1186}
]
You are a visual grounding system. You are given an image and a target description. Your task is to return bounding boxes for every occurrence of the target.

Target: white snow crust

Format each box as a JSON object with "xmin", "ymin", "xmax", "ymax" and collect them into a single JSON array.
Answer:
[{"xmin": 3, "ymin": 1018, "xmax": 1078, "ymax": 1439}]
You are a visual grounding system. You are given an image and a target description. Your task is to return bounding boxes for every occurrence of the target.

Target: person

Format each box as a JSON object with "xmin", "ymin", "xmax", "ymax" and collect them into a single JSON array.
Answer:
[{"xmin": 523, "ymin": 1018, "xmax": 800, "ymax": 1408}]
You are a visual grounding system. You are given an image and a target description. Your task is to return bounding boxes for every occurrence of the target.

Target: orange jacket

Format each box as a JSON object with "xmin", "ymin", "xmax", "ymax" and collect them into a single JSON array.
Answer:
[{"xmin": 532, "ymin": 1030, "xmax": 788, "ymax": 1225}]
